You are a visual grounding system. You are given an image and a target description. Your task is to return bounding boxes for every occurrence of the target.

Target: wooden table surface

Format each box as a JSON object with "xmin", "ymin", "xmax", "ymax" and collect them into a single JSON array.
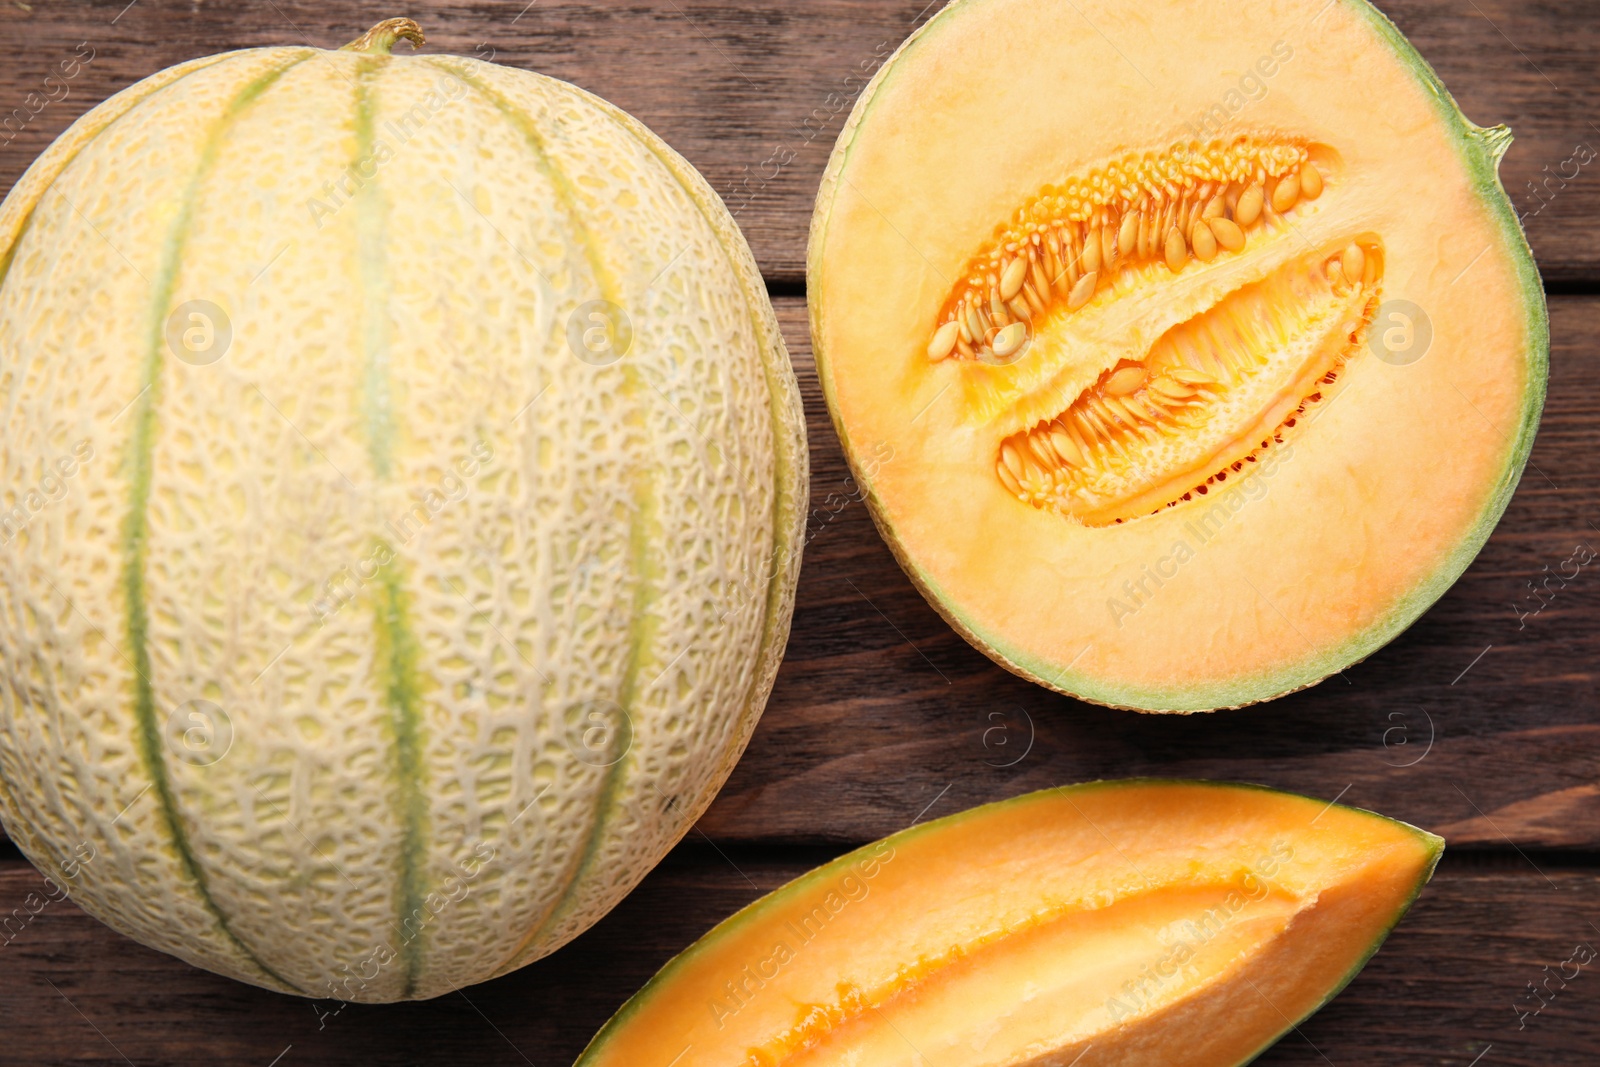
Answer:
[{"xmin": 3, "ymin": 1, "xmax": 1599, "ymax": 1064}]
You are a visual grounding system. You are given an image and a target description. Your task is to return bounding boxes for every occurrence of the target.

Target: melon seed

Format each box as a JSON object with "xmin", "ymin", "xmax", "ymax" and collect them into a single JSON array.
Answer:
[
  {"xmin": 1300, "ymin": 162, "xmax": 1323, "ymax": 200},
  {"xmin": 1030, "ymin": 257, "xmax": 1051, "ymax": 300},
  {"xmin": 1151, "ymin": 377, "xmax": 1194, "ymax": 402},
  {"xmin": 967, "ymin": 307, "xmax": 986, "ymax": 342},
  {"xmin": 1340, "ymin": 243, "xmax": 1365, "ymax": 284},
  {"xmin": 999, "ymin": 440, "xmax": 1026, "ymax": 481},
  {"xmin": 1118, "ymin": 211, "xmax": 1140, "ymax": 258},
  {"xmin": 1128, "ymin": 393, "xmax": 1166, "ymax": 422},
  {"xmin": 1164, "ymin": 228, "xmax": 1188, "ymax": 272},
  {"xmin": 1235, "ymin": 185, "xmax": 1264, "ymax": 226},
  {"xmin": 1027, "ymin": 431, "xmax": 1058, "ymax": 468},
  {"xmin": 1105, "ymin": 396, "xmax": 1141, "ymax": 427},
  {"xmin": 1191, "ymin": 219, "xmax": 1218, "ymax": 261},
  {"xmin": 1207, "ymin": 216, "xmax": 1246, "ymax": 253},
  {"xmin": 1168, "ymin": 367, "xmax": 1217, "ymax": 387},
  {"xmin": 1105, "ymin": 365, "xmax": 1148, "ymax": 396},
  {"xmin": 1271, "ymin": 172, "xmax": 1300, "ymax": 213},
  {"xmin": 992, "ymin": 321, "xmax": 1029, "ymax": 358},
  {"xmin": 995, "ymin": 458, "xmax": 1024, "ymax": 497},
  {"xmin": 1023, "ymin": 283, "xmax": 1047, "ymax": 315},
  {"xmin": 1049, "ymin": 423, "xmax": 1084, "ymax": 466},
  {"xmin": 1000, "ymin": 258, "xmax": 1028, "ymax": 301},
  {"xmin": 1082, "ymin": 228, "xmax": 1103, "ymax": 274},
  {"xmin": 927, "ymin": 320, "xmax": 960, "ymax": 361},
  {"xmin": 1068, "ymin": 271, "xmax": 1098, "ymax": 311}
]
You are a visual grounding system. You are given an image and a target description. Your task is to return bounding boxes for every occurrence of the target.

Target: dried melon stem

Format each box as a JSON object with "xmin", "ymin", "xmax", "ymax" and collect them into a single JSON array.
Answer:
[{"xmin": 342, "ymin": 18, "xmax": 426, "ymax": 55}]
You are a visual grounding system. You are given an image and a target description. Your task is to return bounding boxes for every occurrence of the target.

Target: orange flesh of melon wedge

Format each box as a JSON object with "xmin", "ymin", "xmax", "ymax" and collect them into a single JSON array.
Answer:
[
  {"xmin": 576, "ymin": 780, "xmax": 1443, "ymax": 1067},
  {"xmin": 807, "ymin": 0, "xmax": 1547, "ymax": 711}
]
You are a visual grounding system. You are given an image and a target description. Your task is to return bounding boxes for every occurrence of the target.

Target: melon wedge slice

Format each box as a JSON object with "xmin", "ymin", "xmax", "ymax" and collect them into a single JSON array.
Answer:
[
  {"xmin": 808, "ymin": 0, "xmax": 1547, "ymax": 711},
  {"xmin": 577, "ymin": 781, "xmax": 1442, "ymax": 1067}
]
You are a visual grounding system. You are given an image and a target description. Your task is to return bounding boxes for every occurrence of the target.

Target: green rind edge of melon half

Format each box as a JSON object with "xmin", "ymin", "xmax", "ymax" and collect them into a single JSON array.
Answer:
[
  {"xmin": 573, "ymin": 778, "xmax": 1446, "ymax": 1065},
  {"xmin": 805, "ymin": 0, "xmax": 1549, "ymax": 713}
]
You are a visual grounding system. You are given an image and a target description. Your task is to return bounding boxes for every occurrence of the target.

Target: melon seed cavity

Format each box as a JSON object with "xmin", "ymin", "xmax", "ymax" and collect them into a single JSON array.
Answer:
[{"xmin": 927, "ymin": 138, "xmax": 1387, "ymax": 526}]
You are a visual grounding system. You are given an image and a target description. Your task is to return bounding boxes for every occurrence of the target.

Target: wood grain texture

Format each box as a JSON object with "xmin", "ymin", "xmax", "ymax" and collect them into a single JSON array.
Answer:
[
  {"xmin": 0, "ymin": 854, "xmax": 1595, "ymax": 1066},
  {"xmin": 1, "ymin": 0, "xmax": 1599, "ymax": 282}
]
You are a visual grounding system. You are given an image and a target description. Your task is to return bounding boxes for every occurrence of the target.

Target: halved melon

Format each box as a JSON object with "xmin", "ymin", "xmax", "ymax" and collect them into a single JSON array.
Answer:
[
  {"xmin": 808, "ymin": 0, "xmax": 1546, "ymax": 710},
  {"xmin": 577, "ymin": 780, "xmax": 1443, "ymax": 1067}
]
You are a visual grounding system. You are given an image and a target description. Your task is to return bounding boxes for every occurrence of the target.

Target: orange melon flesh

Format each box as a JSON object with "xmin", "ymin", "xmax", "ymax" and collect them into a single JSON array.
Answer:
[
  {"xmin": 576, "ymin": 781, "xmax": 1443, "ymax": 1067},
  {"xmin": 808, "ymin": 0, "xmax": 1547, "ymax": 711}
]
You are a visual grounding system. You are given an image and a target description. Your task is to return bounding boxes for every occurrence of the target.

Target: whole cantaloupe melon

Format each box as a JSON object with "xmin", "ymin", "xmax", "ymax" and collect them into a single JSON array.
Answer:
[
  {"xmin": 0, "ymin": 20, "xmax": 806, "ymax": 1001},
  {"xmin": 809, "ymin": 0, "xmax": 1546, "ymax": 712}
]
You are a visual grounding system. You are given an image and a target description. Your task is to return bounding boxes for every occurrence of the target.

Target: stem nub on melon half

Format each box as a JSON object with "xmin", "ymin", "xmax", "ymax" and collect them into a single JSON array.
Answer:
[
  {"xmin": 577, "ymin": 780, "xmax": 1443, "ymax": 1067},
  {"xmin": 808, "ymin": 0, "xmax": 1547, "ymax": 712}
]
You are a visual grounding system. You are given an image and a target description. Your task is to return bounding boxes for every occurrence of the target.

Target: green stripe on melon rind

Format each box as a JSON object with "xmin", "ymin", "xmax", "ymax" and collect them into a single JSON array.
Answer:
[
  {"xmin": 123, "ymin": 51, "xmax": 316, "ymax": 996},
  {"xmin": 0, "ymin": 55, "xmax": 238, "ymax": 857},
  {"xmin": 426, "ymin": 61, "xmax": 663, "ymax": 981},
  {"xmin": 808, "ymin": 0, "xmax": 1547, "ymax": 713},
  {"xmin": 372, "ymin": 558, "xmax": 429, "ymax": 996},
  {"xmin": 561, "ymin": 76, "xmax": 809, "ymax": 818},
  {"xmin": 575, "ymin": 778, "xmax": 1443, "ymax": 1062},
  {"xmin": 352, "ymin": 55, "xmax": 431, "ymax": 999}
]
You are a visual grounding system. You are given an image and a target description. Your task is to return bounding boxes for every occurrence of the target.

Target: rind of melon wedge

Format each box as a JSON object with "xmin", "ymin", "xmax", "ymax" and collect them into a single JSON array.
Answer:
[{"xmin": 576, "ymin": 780, "xmax": 1443, "ymax": 1067}]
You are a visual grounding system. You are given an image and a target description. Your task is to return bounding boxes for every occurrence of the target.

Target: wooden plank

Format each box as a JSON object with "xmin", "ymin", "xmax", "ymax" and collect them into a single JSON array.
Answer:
[
  {"xmin": 0, "ymin": 854, "xmax": 1593, "ymax": 1065},
  {"xmin": 1, "ymin": 0, "xmax": 1599, "ymax": 283},
  {"xmin": 696, "ymin": 294, "xmax": 1600, "ymax": 848}
]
